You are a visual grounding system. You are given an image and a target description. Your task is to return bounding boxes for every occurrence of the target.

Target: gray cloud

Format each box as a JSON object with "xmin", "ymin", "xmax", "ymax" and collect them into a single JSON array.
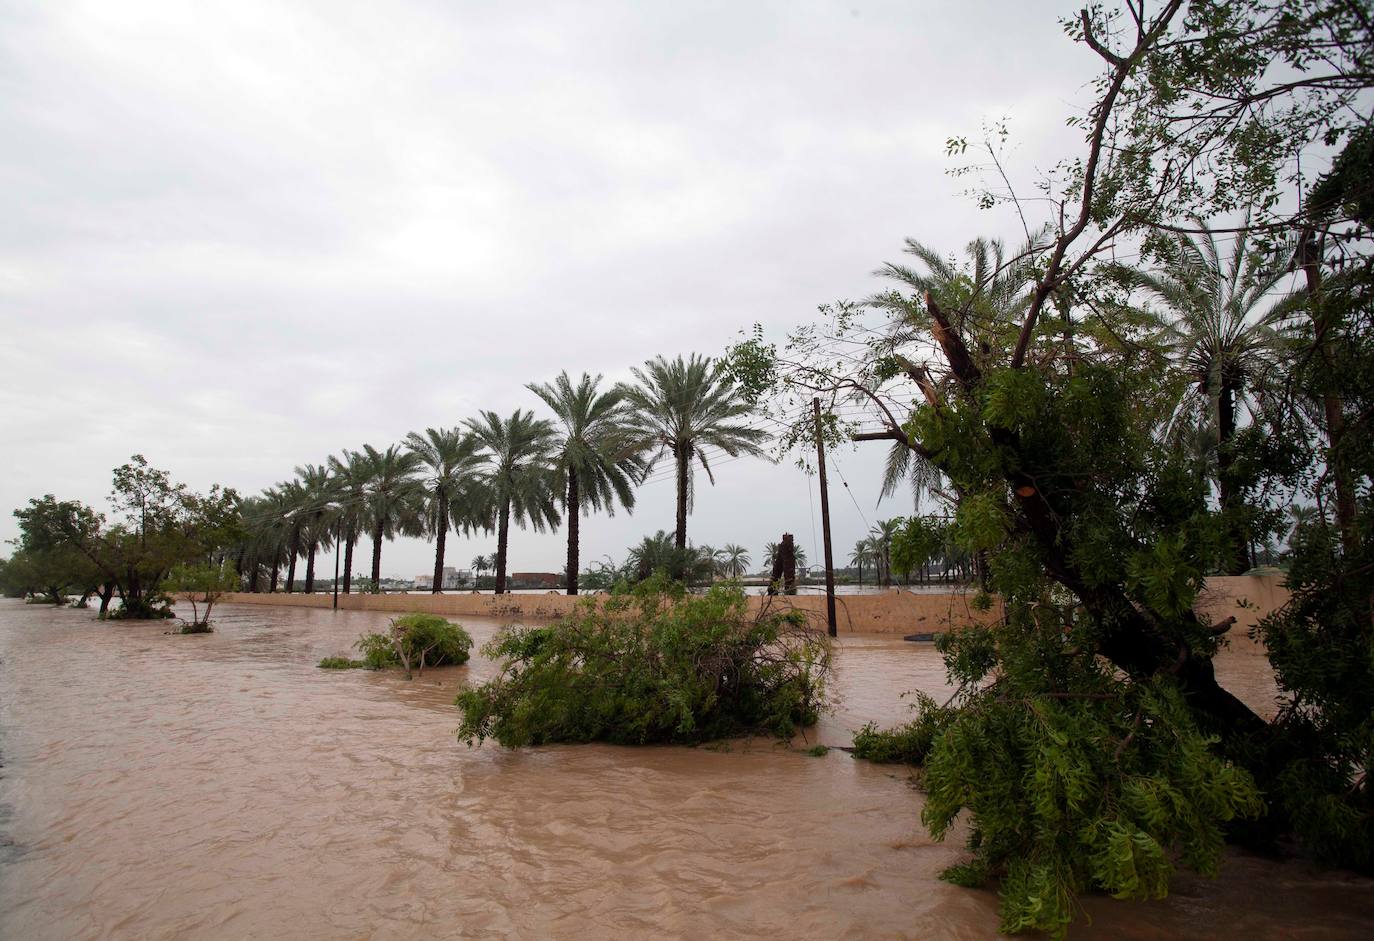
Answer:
[{"xmin": 2, "ymin": 0, "xmax": 1093, "ymax": 576}]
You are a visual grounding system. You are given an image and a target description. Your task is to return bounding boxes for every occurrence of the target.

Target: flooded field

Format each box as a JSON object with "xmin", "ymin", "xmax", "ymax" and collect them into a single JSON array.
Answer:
[{"xmin": 1, "ymin": 599, "xmax": 1370, "ymax": 939}]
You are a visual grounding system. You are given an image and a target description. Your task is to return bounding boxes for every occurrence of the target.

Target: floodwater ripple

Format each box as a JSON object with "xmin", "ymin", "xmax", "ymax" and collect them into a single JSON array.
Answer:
[{"xmin": 0, "ymin": 599, "xmax": 1369, "ymax": 940}]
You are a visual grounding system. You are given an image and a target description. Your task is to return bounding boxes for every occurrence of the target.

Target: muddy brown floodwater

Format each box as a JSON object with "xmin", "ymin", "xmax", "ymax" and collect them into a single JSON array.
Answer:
[{"xmin": 1, "ymin": 600, "xmax": 1371, "ymax": 940}]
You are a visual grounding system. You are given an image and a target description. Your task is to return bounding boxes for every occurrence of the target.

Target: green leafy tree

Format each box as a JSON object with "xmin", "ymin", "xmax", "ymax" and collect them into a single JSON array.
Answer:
[
  {"xmin": 456, "ymin": 576, "xmax": 831, "ymax": 747},
  {"xmin": 528, "ymin": 372, "xmax": 647, "ymax": 595},
  {"xmin": 621, "ymin": 354, "xmax": 769, "ymax": 549},
  {"xmin": 166, "ymin": 562, "xmax": 240, "ymax": 629},
  {"xmin": 464, "ymin": 410, "xmax": 560, "ymax": 594}
]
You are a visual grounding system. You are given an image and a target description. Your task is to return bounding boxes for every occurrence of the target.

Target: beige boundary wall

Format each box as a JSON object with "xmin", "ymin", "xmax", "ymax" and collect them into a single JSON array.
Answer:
[
  {"xmin": 211, "ymin": 587, "xmax": 1002, "ymax": 635},
  {"xmin": 209, "ymin": 574, "xmax": 1291, "ymax": 636}
]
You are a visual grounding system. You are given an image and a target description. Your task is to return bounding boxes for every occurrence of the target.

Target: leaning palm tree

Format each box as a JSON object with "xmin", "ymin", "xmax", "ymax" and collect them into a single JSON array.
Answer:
[
  {"xmin": 528, "ymin": 372, "xmax": 647, "ymax": 595},
  {"xmin": 720, "ymin": 543, "xmax": 750, "ymax": 579},
  {"xmin": 352, "ymin": 444, "xmax": 422, "ymax": 593},
  {"xmin": 465, "ymin": 410, "xmax": 561, "ymax": 594},
  {"xmin": 621, "ymin": 354, "xmax": 770, "ymax": 550},
  {"xmin": 1109, "ymin": 219, "xmax": 1296, "ymax": 572},
  {"xmin": 404, "ymin": 427, "xmax": 490, "ymax": 594}
]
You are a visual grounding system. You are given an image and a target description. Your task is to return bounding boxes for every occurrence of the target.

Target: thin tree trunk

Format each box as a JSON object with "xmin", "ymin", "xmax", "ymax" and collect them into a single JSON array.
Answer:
[
  {"xmin": 370, "ymin": 521, "xmax": 384, "ymax": 593},
  {"xmin": 304, "ymin": 542, "xmax": 316, "ymax": 594},
  {"xmin": 495, "ymin": 499, "xmax": 511, "ymax": 594},
  {"xmin": 1216, "ymin": 382, "xmax": 1250, "ymax": 575},
  {"xmin": 1300, "ymin": 229, "xmax": 1359, "ymax": 554},
  {"xmin": 674, "ymin": 445, "xmax": 689, "ymax": 550},
  {"xmin": 566, "ymin": 469, "xmax": 580, "ymax": 595},
  {"xmin": 270, "ymin": 558, "xmax": 280, "ymax": 593},
  {"xmin": 286, "ymin": 525, "xmax": 300, "ymax": 592},
  {"xmin": 432, "ymin": 500, "xmax": 447, "ymax": 594},
  {"xmin": 343, "ymin": 535, "xmax": 354, "ymax": 594}
]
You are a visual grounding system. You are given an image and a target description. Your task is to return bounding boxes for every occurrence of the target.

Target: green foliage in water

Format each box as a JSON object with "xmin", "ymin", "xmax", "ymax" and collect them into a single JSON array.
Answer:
[
  {"xmin": 353, "ymin": 613, "xmax": 473, "ymax": 672},
  {"xmin": 178, "ymin": 622, "xmax": 213, "ymax": 634},
  {"xmin": 851, "ymin": 693, "xmax": 949, "ymax": 764},
  {"xmin": 455, "ymin": 575, "xmax": 832, "ymax": 747},
  {"xmin": 805, "ymin": 744, "xmax": 829, "ymax": 757},
  {"xmin": 317, "ymin": 656, "xmax": 367, "ymax": 670}
]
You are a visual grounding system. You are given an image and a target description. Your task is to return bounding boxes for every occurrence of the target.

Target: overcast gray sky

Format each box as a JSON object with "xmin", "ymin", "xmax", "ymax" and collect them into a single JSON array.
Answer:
[{"xmin": 1, "ymin": 0, "xmax": 1095, "ymax": 578}]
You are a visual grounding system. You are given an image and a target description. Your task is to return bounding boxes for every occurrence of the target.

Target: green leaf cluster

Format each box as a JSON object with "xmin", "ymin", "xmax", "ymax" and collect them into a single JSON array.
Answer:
[
  {"xmin": 354, "ymin": 613, "xmax": 474, "ymax": 670},
  {"xmin": 455, "ymin": 575, "xmax": 831, "ymax": 747}
]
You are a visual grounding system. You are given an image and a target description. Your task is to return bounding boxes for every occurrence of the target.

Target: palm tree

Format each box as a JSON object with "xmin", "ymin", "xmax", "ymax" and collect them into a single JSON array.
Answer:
[
  {"xmin": 849, "ymin": 540, "xmax": 873, "ymax": 588},
  {"xmin": 471, "ymin": 554, "xmax": 490, "ymax": 586},
  {"xmin": 465, "ymin": 410, "xmax": 561, "ymax": 594},
  {"xmin": 404, "ymin": 427, "xmax": 490, "ymax": 594},
  {"xmin": 327, "ymin": 450, "xmax": 372, "ymax": 594},
  {"xmin": 352, "ymin": 444, "xmax": 422, "ymax": 593},
  {"xmin": 720, "ymin": 543, "xmax": 751, "ymax": 579},
  {"xmin": 276, "ymin": 479, "xmax": 307, "ymax": 593},
  {"xmin": 621, "ymin": 354, "xmax": 770, "ymax": 550},
  {"xmin": 868, "ymin": 235, "xmax": 1036, "ymax": 508},
  {"xmin": 528, "ymin": 372, "xmax": 647, "ymax": 595},
  {"xmin": 869, "ymin": 519, "xmax": 903, "ymax": 586},
  {"xmin": 293, "ymin": 463, "xmax": 337, "ymax": 594},
  {"xmin": 1109, "ymin": 220, "xmax": 1295, "ymax": 573}
]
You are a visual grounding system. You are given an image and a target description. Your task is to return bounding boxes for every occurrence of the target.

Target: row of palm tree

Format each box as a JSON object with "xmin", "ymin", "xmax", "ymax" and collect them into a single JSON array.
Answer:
[{"xmin": 234, "ymin": 355, "xmax": 769, "ymax": 595}]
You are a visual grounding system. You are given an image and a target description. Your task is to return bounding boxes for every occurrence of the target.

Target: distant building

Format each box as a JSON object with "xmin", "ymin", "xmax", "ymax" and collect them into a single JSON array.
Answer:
[
  {"xmin": 510, "ymin": 572, "xmax": 561, "ymax": 590},
  {"xmin": 413, "ymin": 567, "xmax": 469, "ymax": 590}
]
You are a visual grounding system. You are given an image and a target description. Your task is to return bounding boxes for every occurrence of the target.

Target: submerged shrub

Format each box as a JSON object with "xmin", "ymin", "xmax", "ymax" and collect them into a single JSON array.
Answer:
[
  {"xmin": 456, "ymin": 575, "xmax": 831, "ymax": 747},
  {"xmin": 317, "ymin": 656, "xmax": 367, "ymax": 670},
  {"xmin": 851, "ymin": 693, "xmax": 950, "ymax": 764},
  {"xmin": 352, "ymin": 613, "xmax": 473, "ymax": 677}
]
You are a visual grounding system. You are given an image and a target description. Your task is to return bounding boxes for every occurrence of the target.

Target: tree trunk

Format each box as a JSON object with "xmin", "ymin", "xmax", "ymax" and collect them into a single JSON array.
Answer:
[
  {"xmin": 98, "ymin": 582, "xmax": 115, "ymax": 617},
  {"xmin": 286, "ymin": 524, "xmax": 300, "ymax": 592},
  {"xmin": 304, "ymin": 543, "xmax": 317, "ymax": 594},
  {"xmin": 1300, "ymin": 228, "xmax": 1360, "ymax": 554},
  {"xmin": 674, "ymin": 445, "xmax": 689, "ymax": 550},
  {"xmin": 1216, "ymin": 381, "xmax": 1250, "ymax": 575},
  {"xmin": 343, "ymin": 535, "xmax": 355, "ymax": 593},
  {"xmin": 566, "ymin": 469, "xmax": 580, "ymax": 595},
  {"xmin": 432, "ymin": 500, "xmax": 448, "ymax": 594},
  {"xmin": 370, "ymin": 521, "xmax": 384, "ymax": 593},
  {"xmin": 495, "ymin": 499, "xmax": 511, "ymax": 594},
  {"xmin": 270, "ymin": 558, "xmax": 280, "ymax": 593}
]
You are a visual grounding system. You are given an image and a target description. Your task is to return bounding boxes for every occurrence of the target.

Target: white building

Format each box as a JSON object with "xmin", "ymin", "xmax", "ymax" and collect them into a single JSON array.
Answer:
[{"xmin": 413, "ymin": 567, "xmax": 469, "ymax": 590}]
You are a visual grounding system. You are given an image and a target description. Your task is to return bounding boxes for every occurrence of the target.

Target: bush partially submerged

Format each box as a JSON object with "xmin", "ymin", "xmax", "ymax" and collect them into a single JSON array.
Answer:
[
  {"xmin": 317, "ymin": 656, "xmax": 366, "ymax": 670},
  {"xmin": 353, "ymin": 614, "xmax": 473, "ymax": 677},
  {"xmin": 851, "ymin": 693, "xmax": 949, "ymax": 764},
  {"xmin": 455, "ymin": 575, "xmax": 832, "ymax": 748}
]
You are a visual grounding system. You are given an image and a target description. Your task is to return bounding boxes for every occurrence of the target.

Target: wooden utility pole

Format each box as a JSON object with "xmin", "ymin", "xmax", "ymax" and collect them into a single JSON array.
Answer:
[{"xmin": 813, "ymin": 398, "xmax": 838, "ymax": 638}]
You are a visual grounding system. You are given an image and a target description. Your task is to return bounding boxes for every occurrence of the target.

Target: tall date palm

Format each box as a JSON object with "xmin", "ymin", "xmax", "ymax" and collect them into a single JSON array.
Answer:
[
  {"xmin": 465, "ymin": 410, "xmax": 560, "ymax": 594},
  {"xmin": 1110, "ymin": 221, "xmax": 1295, "ymax": 572},
  {"xmin": 528, "ymin": 372, "xmax": 646, "ymax": 595},
  {"xmin": 353, "ymin": 444, "xmax": 422, "ymax": 593},
  {"xmin": 621, "ymin": 354, "xmax": 769, "ymax": 550},
  {"xmin": 404, "ymin": 427, "xmax": 490, "ymax": 593}
]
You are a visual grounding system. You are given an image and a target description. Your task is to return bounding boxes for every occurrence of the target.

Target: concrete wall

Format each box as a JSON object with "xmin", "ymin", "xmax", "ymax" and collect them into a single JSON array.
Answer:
[{"xmin": 209, "ymin": 573, "xmax": 1289, "ymax": 636}]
